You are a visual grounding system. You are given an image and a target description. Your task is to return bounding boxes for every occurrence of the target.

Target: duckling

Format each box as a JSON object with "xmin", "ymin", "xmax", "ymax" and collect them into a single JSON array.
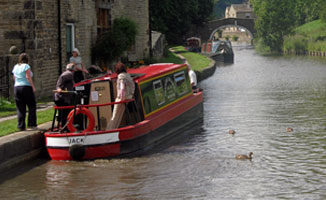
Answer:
[
  {"xmin": 235, "ymin": 152, "xmax": 253, "ymax": 160},
  {"xmin": 286, "ymin": 127, "xmax": 293, "ymax": 132},
  {"xmin": 228, "ymin": 129, "xmax": 236, "ymax": 135}
]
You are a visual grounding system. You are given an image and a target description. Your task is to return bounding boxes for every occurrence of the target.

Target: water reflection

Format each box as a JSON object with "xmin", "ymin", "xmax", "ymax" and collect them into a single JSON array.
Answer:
[{"xmin": 1, "ymin": 49, "xmax": 326, "ymax": 199}]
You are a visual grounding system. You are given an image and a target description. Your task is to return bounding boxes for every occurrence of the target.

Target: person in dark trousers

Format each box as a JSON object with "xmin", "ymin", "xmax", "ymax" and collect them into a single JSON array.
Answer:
[
  {"xmin": 12, "ymin": 53, "xmax": 37, "ymax": 131},
  {"xmin": 54, "ymin": 63, "xmax": 75, "ymax": 132}
]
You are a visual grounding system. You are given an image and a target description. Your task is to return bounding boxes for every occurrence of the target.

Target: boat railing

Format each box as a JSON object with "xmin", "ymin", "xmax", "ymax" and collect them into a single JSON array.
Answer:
[
  {"xmin": 53, "ymin": 99, "xmax": 135, "ymax": 110},
  {"xmin": 51, "ymin": 98, "xmax": 141, "ymax": 132}
]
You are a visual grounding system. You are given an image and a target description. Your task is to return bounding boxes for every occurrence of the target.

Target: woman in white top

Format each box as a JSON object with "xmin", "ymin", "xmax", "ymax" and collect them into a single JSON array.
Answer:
[
  {"xmin": 106, "ymin": 62, "xmax": 135, "ymax": 130},
  {"xmin": 69, "ymin": 48, "xmax": 88, "ymax": 83}
]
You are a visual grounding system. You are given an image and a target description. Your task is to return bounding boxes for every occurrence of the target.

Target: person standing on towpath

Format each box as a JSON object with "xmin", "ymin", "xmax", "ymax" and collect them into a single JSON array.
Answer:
[{"xmin": 12, "ymin": 53, "xmax": 37, "ymax": 131}]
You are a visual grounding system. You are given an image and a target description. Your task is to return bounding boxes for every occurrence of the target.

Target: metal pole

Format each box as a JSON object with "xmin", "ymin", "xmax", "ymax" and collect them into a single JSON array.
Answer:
[
  {"xmin": 148, "ymin": 0, "xmax": 153, "ymax": 58},
  {"xmin": 57, "ymin": 0, "xmax": 62, "ymax": 75}
]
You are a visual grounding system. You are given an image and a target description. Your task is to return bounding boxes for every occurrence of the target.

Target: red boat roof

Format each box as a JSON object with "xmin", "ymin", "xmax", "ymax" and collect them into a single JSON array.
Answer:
[
  {"xmin": 128, "ymin": 63, "xmax": 186, "ymax": 83},
  {"xmin": 75, "ymin": 63, "xmax": 186, "ymax": 86}
]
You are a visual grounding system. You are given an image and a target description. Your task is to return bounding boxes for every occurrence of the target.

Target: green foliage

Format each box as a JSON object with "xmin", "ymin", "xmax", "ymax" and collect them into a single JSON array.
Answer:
[
  {"xmin": 150, "ymin": 0, "xmax": 216, "ymax": 44},
  {"xmin": 0, "ymin": 99, "xmax": 16, "ymax": 117},
  {"xmin": 320, "ymin": 1, "xmax": 326, "ymax": 23},
  {"xmin": 93, "ymin": 17, "xmax": 138, "ymax": 63},
  {"xmin": 170, "ymin": 46, "xmax": 211, "ymax": 71},
  {"xmin": 295, "ymin": 20, "xmax": 326, "ymax": 35},
  {"xmin": 0, "ymin": 109, "xmax": 54, "ymax": 137},
  {"xmin": 253, "ymin": 38, "xmax": 271, "ymax": 55},
  {"xmin": 150, "ymin": 45, "xmax": 211, "ymax": 71},
  {"xmin": 283, "ymin": 35, "xmax": 307, "ymax": 54},
  {"xmin": 232, "ymin": 35, "xmax": 239, "ymax": 41},
  {"xmin": 251, "ymin": 0, "xmax": 326, "ymax": 52},
  {"xmin": 293, "ymin": 0, "xmax": 323, "ymax": 26},
  {"xmin": 307, "ymin": 41, "xmax": 326, "ymax": 52},
  {"xmin": 283, "ymin": 19, "xmax": 326, "ymax": 53},
  {"xmin": 251, "ymin": 0, "xmax": 296, "ymax": 52}
]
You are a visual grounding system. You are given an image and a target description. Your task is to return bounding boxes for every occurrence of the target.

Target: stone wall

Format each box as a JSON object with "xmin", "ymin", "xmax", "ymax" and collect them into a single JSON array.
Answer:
[
  {"xmin": 0, "ymin": 0, "xmax": 149, "ymax": 98},
  {"xmin": 0, "ymin": 0, "xmax": 59, "ymax": 98},
  {"xmin": 0, "ymin": 1, "xmax": 95, "ymax": 98},
  {"xmin": 60, "ymin": 0, "xmax": 97, "ymax": 66},
  {"xmin": 111, "ymin": 0, "xmax": 150, "ymax": 61}
]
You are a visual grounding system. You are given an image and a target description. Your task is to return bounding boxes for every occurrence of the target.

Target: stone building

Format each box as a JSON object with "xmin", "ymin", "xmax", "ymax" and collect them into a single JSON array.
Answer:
[
  {"xmin": 225, "ymin": 0, "xmax": 256, "ymax": 19},
  {"xmin": 0, "ymin": 0, "xmax": 150, "ymax": 98},
  {"xmin": 219, "ymin": 0, "xmax": 256, "ymax": 40}
]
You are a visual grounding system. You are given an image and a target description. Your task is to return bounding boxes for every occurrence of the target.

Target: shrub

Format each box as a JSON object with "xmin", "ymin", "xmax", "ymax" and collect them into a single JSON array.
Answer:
[
  {"xmin": 93, "ymin": 17, "xmax": 138, "ymax": 64},
  {"xmin": 232, "ymin": 35, "xmax": 239, "ymax": 41},
  {"xmin": 254, "ymin": 38, "xmax": 271, "ymax": 55},
  {"xmin": 283, "ymin": 35, "xmax": 307, "ymax": 54}
]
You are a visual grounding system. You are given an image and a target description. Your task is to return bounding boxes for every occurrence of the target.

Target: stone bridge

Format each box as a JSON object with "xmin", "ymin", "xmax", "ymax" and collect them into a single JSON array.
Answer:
[{"xmin": 196, "ymin": 18, "xmax": 256, "ymax": 42}]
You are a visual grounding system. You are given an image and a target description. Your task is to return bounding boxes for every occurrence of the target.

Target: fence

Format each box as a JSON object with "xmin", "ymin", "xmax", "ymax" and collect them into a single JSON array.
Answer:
[{"xmin": 0, "ymin": 55, "xmax": 16, "ymax": 100}]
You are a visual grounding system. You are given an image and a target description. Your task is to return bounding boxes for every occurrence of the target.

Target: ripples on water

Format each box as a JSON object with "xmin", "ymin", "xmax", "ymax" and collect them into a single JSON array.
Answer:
[{"xmin": 1, "ymin": 49, "xmax": 326, "ymax": 199}]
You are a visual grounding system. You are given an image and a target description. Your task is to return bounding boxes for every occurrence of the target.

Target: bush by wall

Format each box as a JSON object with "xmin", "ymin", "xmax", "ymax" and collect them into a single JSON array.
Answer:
[{"xmin": 92, "ymin": 17, "xmax": 138, "ymax": 66}]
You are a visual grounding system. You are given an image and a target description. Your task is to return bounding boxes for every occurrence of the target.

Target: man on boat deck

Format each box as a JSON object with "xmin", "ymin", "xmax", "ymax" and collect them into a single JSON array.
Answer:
[
  {"xmin": 54, "ymin": 63, "xmax": 75, "ymax": 132},
  {"xmin": 106, "ymin": 62, "xmax": 135, "ymax": 130}
]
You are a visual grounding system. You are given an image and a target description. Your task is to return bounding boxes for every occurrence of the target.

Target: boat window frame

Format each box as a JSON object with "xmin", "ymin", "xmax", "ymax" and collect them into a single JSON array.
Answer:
[
  {"xmin": 153, "ymin": 79, "xmax": 165, "ymax": 106},
  {"xmin": 173, "ymin": 71, "xmax": 188, "ymax": 96}
]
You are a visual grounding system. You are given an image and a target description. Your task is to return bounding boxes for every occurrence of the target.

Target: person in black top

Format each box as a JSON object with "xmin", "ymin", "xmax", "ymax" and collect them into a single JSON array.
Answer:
[{"xmin": 54, "ymin": 63, "xmax": 75, "ymax": 131}]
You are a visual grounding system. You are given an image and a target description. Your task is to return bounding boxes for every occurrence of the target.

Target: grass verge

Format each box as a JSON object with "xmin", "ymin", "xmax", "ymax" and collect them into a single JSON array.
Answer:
[
  {"xmin": 158, "ymin": 48, "xmax": 184, "ymax": 64},
  {"xmin": 0, "ymin": 100, "xmax": 17, "ymax": 117},
  {"xmin": 283, "ymin": 19, "xmax": 326, "ymax": 53},
  {"xmin": 0, "ymin": 97, "xmax": 52, "ymax": 118},
  {"xmin": 0, "ymin": 108, "xmax": 54, "ymax": 137},
  {"xmin": 169, "ymin": 46, "xmax": 212, "ymax": 71}
]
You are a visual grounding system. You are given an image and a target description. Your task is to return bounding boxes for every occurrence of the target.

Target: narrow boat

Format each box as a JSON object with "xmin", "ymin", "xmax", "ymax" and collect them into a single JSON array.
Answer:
[
  {"xmin": 44, "ymin": 63, "xmax": 203, "ymax": 160},
  {"xmin": 186, "ymin": 37, "xmax": 201, "ymax": 52},
  {"xmin": 201, "ymin": 40, "xmax": 234, "ymax": 63}
]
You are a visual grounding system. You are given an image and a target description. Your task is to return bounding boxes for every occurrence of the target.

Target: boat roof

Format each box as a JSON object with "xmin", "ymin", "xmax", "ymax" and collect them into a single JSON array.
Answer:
[
  {"xmin": 74, "ymin": 63, "xmax": 186, "ymax": 86},
  {"xmin": 187, "ymin": 37, "xmax": 201, "ymax": 41},
  {"xmin": 128, "ymin": 63, "xmax": 186, "ymax": 83}
]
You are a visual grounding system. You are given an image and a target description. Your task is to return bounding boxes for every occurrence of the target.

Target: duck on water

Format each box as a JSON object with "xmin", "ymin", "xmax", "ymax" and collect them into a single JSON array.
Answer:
[{"xmin": 235, "ymin": 152, "xmax": 253, "ymax": 160}]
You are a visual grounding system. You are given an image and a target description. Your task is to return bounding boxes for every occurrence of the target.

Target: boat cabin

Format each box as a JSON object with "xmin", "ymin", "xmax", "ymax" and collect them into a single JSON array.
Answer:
[
  {"xmin": 201, "ymin": 40, "xmax": 234, "ymax": 63},
  {"xmin": 51, "ymin": 63, "xmax": 193, "ymax": 133}
]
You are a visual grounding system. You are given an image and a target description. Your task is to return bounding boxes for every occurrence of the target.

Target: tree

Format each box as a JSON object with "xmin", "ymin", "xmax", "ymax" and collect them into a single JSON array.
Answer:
[
  {"xmin": 319, "ymin": 0, "xmax": 326, "ymax": 23},
  {"xmin": 251, "ymin": 0, "xmax": 296, "ymax": 52},
  {"xmin": 150, "ymin": 0, "xmax": 217, "ymax": 44},
  {"xmin": 293, "ymin": 0, "xmax": 324, "ymax": 26}
]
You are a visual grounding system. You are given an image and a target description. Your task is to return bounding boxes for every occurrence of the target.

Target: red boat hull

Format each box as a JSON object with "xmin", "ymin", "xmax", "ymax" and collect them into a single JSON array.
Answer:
[{"xmin": 45, "ymin": 92, "xmax": 203, "ymax": 160}]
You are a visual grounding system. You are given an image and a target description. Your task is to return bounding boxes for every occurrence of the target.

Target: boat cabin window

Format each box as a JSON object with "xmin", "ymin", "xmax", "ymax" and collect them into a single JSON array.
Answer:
[
  {"xmin": 139, "ymin": 66, "xmax": 192, "ymax": 117},
  {"xmin": 174, "ymin": 71, "xmax": 187, "ymax": 96},
  {"xmin": 153, "ymin": 80, "xmax": 165, "ymax": 105}
]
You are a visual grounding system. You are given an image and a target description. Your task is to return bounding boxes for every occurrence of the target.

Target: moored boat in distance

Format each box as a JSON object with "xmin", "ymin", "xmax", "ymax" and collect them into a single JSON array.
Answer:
[
  {"xmin": 201, "ymin": 40, "xmax": 234, "ymax": 63},
  {"xmin": 44, "ymin": 63, "xmax": 203, "ymax": 160},
  {"xmin": 186, "ymin": 37, "xmax": 201, "ymax": 52}
]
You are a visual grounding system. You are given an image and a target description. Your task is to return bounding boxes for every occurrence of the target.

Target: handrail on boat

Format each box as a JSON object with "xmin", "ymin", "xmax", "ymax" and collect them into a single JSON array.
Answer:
[
  {"xmin": 53, "ymin": 99, "xmax": 135, "ymax": 110},
  {"xmin": 51, "ymin": 98, "xmax": 140, "ymax": 132}
]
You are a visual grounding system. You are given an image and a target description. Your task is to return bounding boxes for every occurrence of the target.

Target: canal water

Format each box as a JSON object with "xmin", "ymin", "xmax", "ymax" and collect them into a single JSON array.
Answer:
[{"xmin": 1, "ymin": 48, "xmax": 326, "ymax": 199}]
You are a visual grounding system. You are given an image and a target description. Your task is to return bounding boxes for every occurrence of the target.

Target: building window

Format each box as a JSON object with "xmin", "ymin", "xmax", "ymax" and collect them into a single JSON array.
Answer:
[
  {"xmin": 97, "ymin": 8, "xmax": 111, "ymax": 35},
  {"xmin": 66, "ymin": 23, "xmax": 75, "ymax": 60}
]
